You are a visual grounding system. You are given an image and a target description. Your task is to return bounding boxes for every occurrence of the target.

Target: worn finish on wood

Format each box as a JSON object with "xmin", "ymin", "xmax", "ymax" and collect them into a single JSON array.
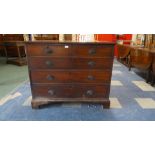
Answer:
[{"xmin": 25, "ymin": 41, "xmax": 115, "ymax": 109}]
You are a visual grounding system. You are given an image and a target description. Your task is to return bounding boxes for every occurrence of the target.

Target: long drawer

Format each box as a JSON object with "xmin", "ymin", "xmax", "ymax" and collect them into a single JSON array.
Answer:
[
  {"xmin": 29, "ymin": 57, "xmax": 113, "ymax": 70},
  {"xmin": 32, "ymin": 84, "xmax": 110, "ymax": 98},
  {"xmin": 26, "ymin": 44, "xmax": 113, "ymax": 57},
  {"xmin": 31, "ymin": 70, "xmax": 111, "ymax": 83}
]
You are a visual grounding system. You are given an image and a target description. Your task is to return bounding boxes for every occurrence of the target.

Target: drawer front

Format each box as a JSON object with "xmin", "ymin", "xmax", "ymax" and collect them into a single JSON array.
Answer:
[
  {"xmin": 71, "ymin": 84, "xmax": 109, "ymax": 98},
  {"xmin": 26, "ymin": 44, "xmax": 114, "ymax": 57},
  {"xmin": 73, "ymin": 58, "xmax": 113, "ymax": 69},
  {"xmin": 31, "ymin": 70, "xmax": 111, "ymax": 83},
  {"xmin": 32, "ymin": 84, "xmax": 72, "ymax": 98},
  {"xmin": 26, "ymin": 44, "xmax": 70, "ymax": 56},
  {"xmin": 71, "ymin": 70, "xmax": 111, "ymax": 83},
  {"xmin": 32, "ymin": 84, "xmax": 109, "ymax": 98},
  {"xmin": 29, "ymin": 57, "xmax": 72, "ymax": 69},
  {"xmin": 31, "ymin": 71, "xmax": 70, "ymax": 83},
  {"xmin": 72, "ymin": 45, "xmax": 113, "ymax": 57},
  {"xmin": 29, "ymin": 57, "xmax": 113, "ymax": 70}
]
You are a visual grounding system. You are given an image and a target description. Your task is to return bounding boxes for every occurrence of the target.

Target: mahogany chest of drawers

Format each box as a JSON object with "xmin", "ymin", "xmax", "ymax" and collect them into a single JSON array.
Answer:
[{"xmin": 25, "ymin": 41, "xmax": 115, "ymax": 109}]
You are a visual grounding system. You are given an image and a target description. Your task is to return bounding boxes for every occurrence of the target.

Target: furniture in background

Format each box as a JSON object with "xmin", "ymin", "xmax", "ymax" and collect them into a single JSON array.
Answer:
[
  {"xmin": 117, "ymin": 44, "xmax": 131, "ymax": 66},
  {"xmin": 94, "ymin": 34, "xmax": 132, "ymax": 57},
  {"xmin": 94, "ymin": 34, "xmax": 116, "ymax": 42},
  {"xmin": 116, "ymin": 34, "xmax": 132, "ymax": 45},
  {"xmin": 2, "ymin": 34, "xmax": 26, "ymax": 66},
  {"xmin": 34, "ymin": 34, "xmax": 59, "ymax": 40},
  {"xmin": 146, "ymin": 49, "xmax": 155, "ymax": 85},
  {"xmin": 116, "ymin": 44, "xmax": 154, "ymax": 83},
  {"xmin": 116, "ymin": 44, "xmax": 143, "ymax": 69},
  {"xmin": 135, "ymin": 34, "xmax": 154, "ymax": 48},
  {"xmin": 144, "ymin": 34, "xmax": 153, "ymax": 48},
  {"xmin": 0, "ymin": 34, "xmax": 5, "ymax": 56},
  {"xmin": 152, "ymin": 35, "xmax": 155, "ymax": 48},
  {"xmin": 3, "ymin": 41, "xmax": 26, "ymax": 66},
  {"xmin": 135, "ymin": 34, "xmax": 145, "ymax": 46},
  {"xmin": 129, "ymin": 48, "xmax": 152, "ymax": 82},
  {"xmin": 64, "ymin": 34, "xmax": 72, "ymax": 41},
  {"xmin": 34, "ymin": 34, "xmax": 73, "ymax": 41},
  {"xmin": 25, "ymin": 41, "xmax": 115, "ymax": 109}
]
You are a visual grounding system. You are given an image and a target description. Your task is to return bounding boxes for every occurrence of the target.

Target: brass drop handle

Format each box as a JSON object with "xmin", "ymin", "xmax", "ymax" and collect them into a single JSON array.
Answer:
[
  {"xmin": 48, "ymin": 90, "xmax": 55, "ymax": 96},
  {"xmin": 88, "ymin": 61, "xmax": 96, "ymax": 67},
  {"xmin": 89, "ymin": 49, "xmax": 96, "ymax": 55},
  {"xmin": 87, "ymin": 75, "xmax": 95, "ymax": 80},
  {"xmin": 47, "ymin": 75, "xmax": 55, "ymax": 81},
  {"xmin": 44, "ymin": 46, "xmax": 53, "ymax": 54},
  {"xmin": 45, "ymin": 60, "xmax": 53, "ymax": 67}
]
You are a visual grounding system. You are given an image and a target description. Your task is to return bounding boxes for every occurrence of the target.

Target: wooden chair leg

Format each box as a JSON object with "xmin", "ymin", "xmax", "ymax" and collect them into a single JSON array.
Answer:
[
  {"xmin": 128, "ymin": 59, "xmax": 131, "ymax": 71},
  {"xmin": 129, "ymin": 65, "xmax": 131, "ymax": 71},
  {"xmin": 127, "ymin": 56, "xmax": 130, "ymax": 69},
  {"xmin": 146, "ymin": 69, "xmax": 151, "ymax": 83},
  {"xmin": 151, "ymin": 74, "xmax": 155, "ymax": 86},
  {"xmin": 4, "ymin": 47, "xmax": 8, "ymax": 63},
  {"xmin": 126, "ymin": 58, "xmax": 129, "ymax": 66}
]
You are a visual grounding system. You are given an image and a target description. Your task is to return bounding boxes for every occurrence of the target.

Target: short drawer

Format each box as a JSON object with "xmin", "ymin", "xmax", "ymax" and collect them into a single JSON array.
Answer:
[
  {"xmin": 31, "ymin": 70, "xmax": 112, "ymax": 83},
  {"xmin": 71, "ymin": 45, "xmax": 113, "ymax": 57},
  {"xmin": 32, "ymin": 84, "xmax": 109, "ymax": 99},
  {"xmin": 29, "ymin": 57, "xmax": 113, "ymax": 70},
  {"xmin": 73, "ymin": 58, "xmax": 113, "ymax": 69},
  {"xmin": 29, "ymin": 57, "xmax": 72, "ymax": 69},
  {"xmin": 26, "ymin": 44, "xmax": 70, "ymax": 56}
]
